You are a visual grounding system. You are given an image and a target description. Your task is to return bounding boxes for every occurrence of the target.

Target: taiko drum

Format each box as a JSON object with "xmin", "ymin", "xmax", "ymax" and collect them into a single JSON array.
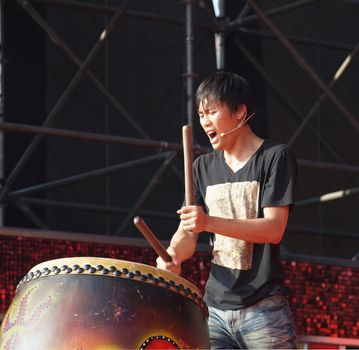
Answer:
[{"xmin": 0, "ymin": 257, "xmax": 210, "ymax": 350}]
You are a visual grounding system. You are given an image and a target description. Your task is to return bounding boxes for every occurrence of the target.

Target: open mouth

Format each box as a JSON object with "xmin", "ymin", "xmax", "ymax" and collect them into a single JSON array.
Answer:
[{"xmin": 207, "ymin": 131, "xmax": 218, "ymax": 143}]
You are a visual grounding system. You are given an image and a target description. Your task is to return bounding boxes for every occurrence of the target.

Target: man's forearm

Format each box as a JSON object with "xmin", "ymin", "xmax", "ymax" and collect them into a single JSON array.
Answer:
[
  {"xmin": 204, "ymin": 206, "xmax": 289, "ymax": 244},
  {"xmin": 170, "ymin": 224, "xmax": 199, "ymax": 263}
]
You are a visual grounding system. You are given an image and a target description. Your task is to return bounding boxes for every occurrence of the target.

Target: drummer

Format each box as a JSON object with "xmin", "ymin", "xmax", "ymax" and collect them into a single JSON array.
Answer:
[{"xmin": 157, "ymin": 71, "xmax": 297, "ymax": 349}]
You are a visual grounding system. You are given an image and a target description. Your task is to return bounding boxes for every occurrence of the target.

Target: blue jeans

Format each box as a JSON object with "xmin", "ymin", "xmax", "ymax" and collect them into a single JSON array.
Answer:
[{"xmin": 208, "ymin": 295, "xmax": 297, "ymax": 349}]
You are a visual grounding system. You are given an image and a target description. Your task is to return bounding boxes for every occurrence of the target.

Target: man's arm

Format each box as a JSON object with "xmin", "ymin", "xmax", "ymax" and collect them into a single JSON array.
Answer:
[
  {"xmin": 170, "ymin": 221, "xmax": 199, "ymax": 260},
  {"xmin": 178, "ymin": 205, "xmax": 289, "ymax": 245},
  {"xmin": 156, "ymin": 220, "xmax": 199, "ymax": 275}
]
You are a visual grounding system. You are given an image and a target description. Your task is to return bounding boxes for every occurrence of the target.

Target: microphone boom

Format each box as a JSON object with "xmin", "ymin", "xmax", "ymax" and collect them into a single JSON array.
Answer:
[{"xmin": 220, "ymin": 112, "xmax": 255, "ymax": 137}]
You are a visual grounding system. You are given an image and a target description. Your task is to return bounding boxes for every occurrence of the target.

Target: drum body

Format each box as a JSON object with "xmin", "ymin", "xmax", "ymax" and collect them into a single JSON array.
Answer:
[{"xmin": 0, "ymin": 257, "xmax": 210, "ymax": 350}]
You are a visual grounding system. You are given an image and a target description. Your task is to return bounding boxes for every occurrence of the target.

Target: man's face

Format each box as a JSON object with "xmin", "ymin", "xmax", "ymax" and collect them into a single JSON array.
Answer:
[{"xmin": 198, "ymin": 99, "xmax": 241, "ymax": 150}]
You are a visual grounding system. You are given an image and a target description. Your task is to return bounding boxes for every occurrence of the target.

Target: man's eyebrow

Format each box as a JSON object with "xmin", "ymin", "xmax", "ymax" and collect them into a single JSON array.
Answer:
[
  {"xmin": 201, "ymin": 101, "xmax": 217, "ymax": 110},
  {"xmin": 199, "ymin": 106, "xmax": 211, "ymax": 114}
]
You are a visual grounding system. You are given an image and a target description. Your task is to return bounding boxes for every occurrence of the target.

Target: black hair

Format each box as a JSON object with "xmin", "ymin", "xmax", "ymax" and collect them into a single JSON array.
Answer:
[{"xmin": 195, "ymin": 71, "xmax": 255, "ymax": 116}]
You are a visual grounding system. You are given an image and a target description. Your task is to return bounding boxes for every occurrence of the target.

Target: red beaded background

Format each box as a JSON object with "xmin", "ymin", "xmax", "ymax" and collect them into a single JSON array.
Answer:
[{"xmin": 0, "ymin": 235, "xmax": 358, "ymax": 339}]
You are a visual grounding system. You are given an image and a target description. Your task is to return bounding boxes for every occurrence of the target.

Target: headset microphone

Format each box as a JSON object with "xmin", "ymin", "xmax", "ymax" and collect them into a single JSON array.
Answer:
[
  {"xmin": 220, "ymin": 124, "xmax": 242, "ymax": 137},
  {"xmin": 220, "ymin": 112, "xmax": 255, "ymax": 137}
]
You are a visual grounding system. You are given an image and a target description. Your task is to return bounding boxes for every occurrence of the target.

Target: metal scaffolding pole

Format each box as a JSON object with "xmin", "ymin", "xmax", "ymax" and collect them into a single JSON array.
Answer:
[
  {"xmin": 13, "ymin": 199, "xmax": 49, "ymax": 230},
  {"xmin": 237, "ymin": 28, "xmax": 354, "ymax": 52},
  {"xmin": 31, "ymin": 0, "xmax": 213, "ymax": 31},
  {"xmin": 287, "ymin": 225, "xmax": 358, "ymax": 240},
  {"xmin": 0, "ymin": 121, "xmax": 184, "ymax": 151},
  {"xmin": 184, "ymin": 0, "xmax": 195, "ymax": 130},
  {"xmin": 298, "ymin": 159, "xmax": 359, "ymax": 173},
  {"xmin": 20, "ymin": 197, "xmax": 177, "ymax": 220},
  {"xmin": 6, "ymin": 152, "xmax": 173, "ymax": 199},
  {"xmin": 295, "ymin": 187, "xmax": 359, "ymax": 207},
  {"xmin": 237, "ymin": 3, "xmax": 251, "ymax": 20},
  {"xmin": 229, "ymin": 0, "xmax": 324, "ymax": 28},
  {"xmin": 212, "ymin": 0, "xmax": 226, "ymax": 70},
  {"xmin": 197, "ymin": 0, "xmax": 218, "ymax": 25}
]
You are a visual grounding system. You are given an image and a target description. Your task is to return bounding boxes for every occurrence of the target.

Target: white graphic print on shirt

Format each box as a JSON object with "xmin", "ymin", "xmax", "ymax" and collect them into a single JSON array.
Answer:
[{"xmin": 205, "ymin": 181, "xmax": 259, "ymax": 270}]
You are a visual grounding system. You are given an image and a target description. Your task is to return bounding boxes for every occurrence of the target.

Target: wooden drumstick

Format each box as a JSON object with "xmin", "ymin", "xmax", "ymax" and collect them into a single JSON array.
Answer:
[
  {"xmin": 133, "ymin": 216, "xmax": 172, "ymax": 263},
  {"xmin": 182, "ymin": 125, "xmax": 195, "ymax": 206}
]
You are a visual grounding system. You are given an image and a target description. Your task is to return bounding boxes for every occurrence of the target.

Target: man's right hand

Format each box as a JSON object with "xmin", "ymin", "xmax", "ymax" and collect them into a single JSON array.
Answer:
[{"xmin": 156, "ymin": 246, "xmax": 181, "ymax": 275}]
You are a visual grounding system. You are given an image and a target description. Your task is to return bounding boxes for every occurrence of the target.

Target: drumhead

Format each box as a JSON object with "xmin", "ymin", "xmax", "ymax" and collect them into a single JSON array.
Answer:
[{"xmin": 18, "ymin": 257, "xmax": 206, "ymax": 313}]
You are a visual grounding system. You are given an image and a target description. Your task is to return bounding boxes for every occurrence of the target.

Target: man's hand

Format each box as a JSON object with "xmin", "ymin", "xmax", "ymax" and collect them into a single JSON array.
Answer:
[
  {"xmin": 156, "ymin": 246, "xmax": 181, "ymax": 275},
  {"xmin": 177, "ymin": 205, "xmax": 208, "ymax": 233}
]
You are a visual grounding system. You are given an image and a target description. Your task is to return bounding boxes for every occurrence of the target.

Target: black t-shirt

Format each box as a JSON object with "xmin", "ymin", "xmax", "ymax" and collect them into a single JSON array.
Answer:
[{"xmin": 193, "ymin": 139, "xmax": 297, "ymax": 310}]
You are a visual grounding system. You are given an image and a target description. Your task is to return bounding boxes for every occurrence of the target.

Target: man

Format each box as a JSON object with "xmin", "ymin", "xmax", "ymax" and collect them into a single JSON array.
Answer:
[{"xmin": 157, "ymin": 71, "xmax": 297, "ymax": 349}]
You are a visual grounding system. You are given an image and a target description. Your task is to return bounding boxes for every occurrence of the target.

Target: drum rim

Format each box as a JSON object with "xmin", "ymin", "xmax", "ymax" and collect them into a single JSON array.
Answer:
[{"xmin": 17, "ymin": 257, "xmax": 208, "ymax": 315}]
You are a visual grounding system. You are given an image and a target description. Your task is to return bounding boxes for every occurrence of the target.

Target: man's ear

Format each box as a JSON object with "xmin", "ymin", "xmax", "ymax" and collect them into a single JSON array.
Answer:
[{"xmin": 236, "ymin": 105, "xmax": 247, "ymax": 122}]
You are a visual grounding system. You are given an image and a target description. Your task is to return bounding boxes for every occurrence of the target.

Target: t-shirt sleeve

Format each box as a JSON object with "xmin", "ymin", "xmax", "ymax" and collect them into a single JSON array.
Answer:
[{"xmin": 262, "ymin": 146, "xmax": 297, "ymax": 209}]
